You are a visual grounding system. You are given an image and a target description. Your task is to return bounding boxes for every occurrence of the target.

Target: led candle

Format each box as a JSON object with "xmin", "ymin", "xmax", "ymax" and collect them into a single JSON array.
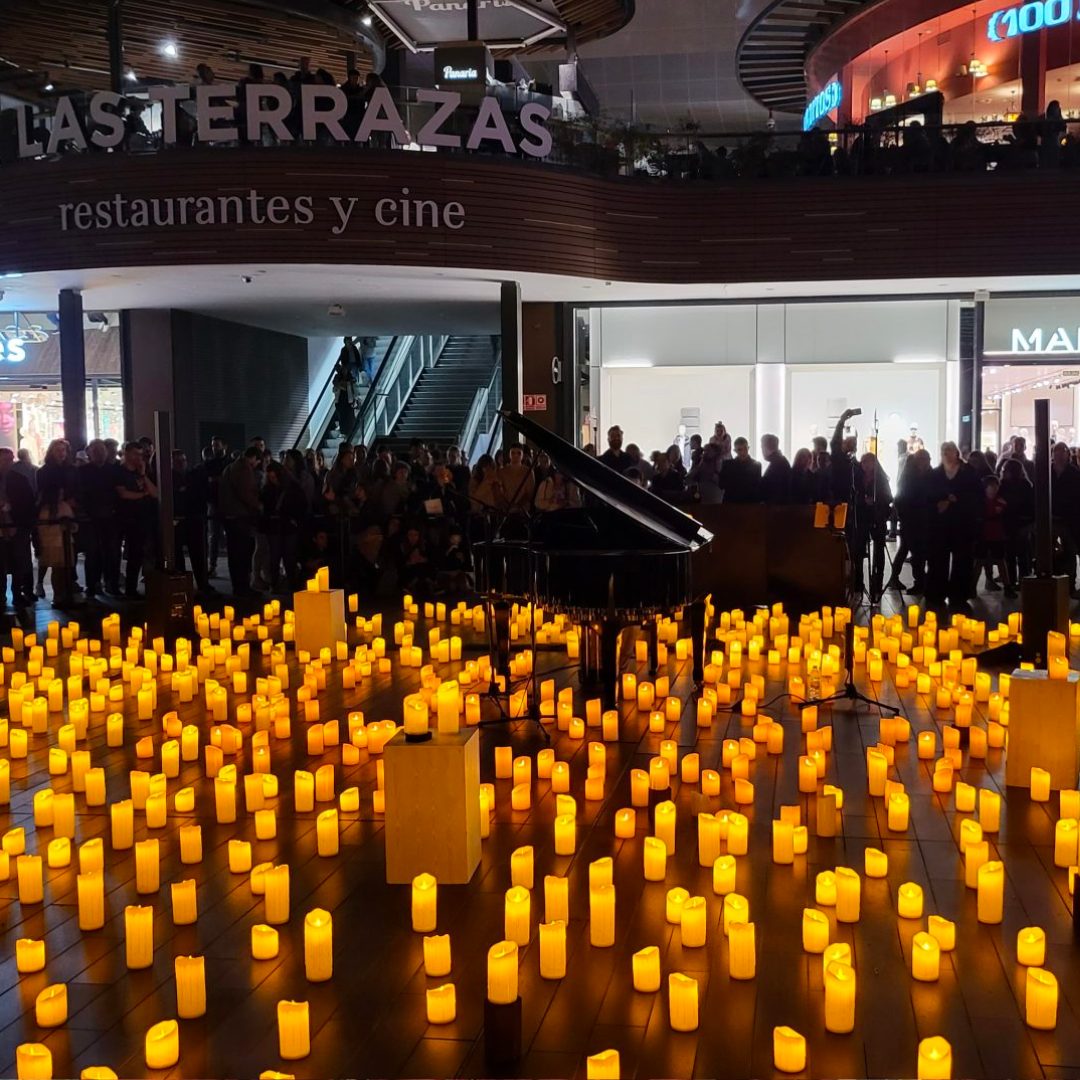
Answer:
[
  {"xmin": 802, "ymin": 908, "xmax": 830, "ymax": 953},
  {"xmin": 965, "ymin": 840, "xmax": 990, "ymax": 889},
  {"xmin": 654, "ymin": 801, "xmax": 676, "ymax": 854},
  {"xmin": 897, "ymin": 882, "xmax": 924, "ymax": 919},
  {"xmin": 35, "ymin": 984, "xmax": 66, "ymax": 1027},
  {"xmin": 304, "ymin": 908, "xmax": 333, "ymax": 982},
  {"xmin": 864, "ymin": 847, "xmax": 888, "ymax": 879},
  {"xmin": 835, "ymin": 867, "xmax": 861, "ymax": 923},
  {"xmin": 633, "ymin": 945, "xmax": 661, "ymax": 992},
  {"xmin": 278, "ymin": 1001, "xmax": 310, "ymax": 1060},
  {"xmin": 773, "ymin": 1027, "xmax": 807, "ymax": 1074},
  {"xmin": 713, "ymin": 854, "xmax": 737, "ymax": 895},
  {"xmin": 252, "ymin": 924, "xmax": 279, "ymax": 960},
  {"xmin": 264, "ymin": 865, "xmax": 290, "ymax": 925},
  {"xmin": 426, "ymin": 983, "xmax": 456, "ymax": 1025},
  {"xmin": 16, "ymin": 939, "xmax": 45, "ymax": 973},
  {"xmin": 824, "ymin": 961, "xmax": 856, "ymax": 1033},
  {"xmin": 615, "ymin": 808, "xmax": 636, "ymax": 840},
  {"xmin": 928, "ymin": 915, "xmax": 956, "ymax": 951},
  {"xmin": 1017, "ymin": 926, "xmax": 1046, "ymax": 966},
  {"xmin": 668, "ymin": 972, "xmax": 699, "ymax": 1031},
  {"xmin": 586, "ymin": 1051, "xmax": 620, "ymax": 1080},
  {"xmin": 867, "ymin": 749, "xmax": 887, "ymax": 796},
  {"xmin": 1055, "ymin": 819, "xmax": 1078, "ymax": 867},
  {"xmin": 17, "ymin": 855, "xmax": 43, "ymax": 904},
  {"xmin": 977, "ymin": 861, "xmax": 1004, "ymax": 923},
  {"xmin": 727, "ymin": 812, "xmax": 749, "ymax": 855},
  {"xmin": 125, "ymin": 905, "xmax": 153, "ymax": 969},
  {"xmin": 174, "ymin": 955, "xmax": 207, "ymax": 1019},
  {"xmin": 729, "ymin": 920, "xmax": 756, "ymax": 979},
  {"xmin": 773, "ymin": 820, "xmax": 795, "ymax": 864},
  {"xmin": 911, "ymin": 931, "xmax": 940, "ymax": 981},
  {"xmin": 77, "ymin": 871, "xmax": 105, "ymax": 931},
  {"xmin": 1026, "ymin": 967, "xmax": 1058, "ymax": 1029},
  {"xmin": 680, "ymin": 896, "xmax": 707, "ymax": 947},
  {"xmin": 135, "ymin": 838, "xmax": 159, "ymax": 894},
  {"xmin": 16, "ymin": 1045, "xmax": 52, "ymax": 1080},
  {"xmin": 888, "ymin": 792, "xmax": 910, "ymax": 831},
  {"xmin": 723, "ymin": 893, "xmax": 749, "ymax": 935},
  {"xmin": 412, "ymin": 873, "xmax": 437, "ymax": 932},
  {"xmin": 590, "ymin": 883, "xmax": 615, "ymax": 947},
  {"xmin": 666, "ymin": 886, "xmax": 689, "ymax": 924},
  {"xmin": 487, "ymin": 940, "xmax": 519, "ymax": 1004},
  {"xmin": 1031, "ymin": 767, "xmax": 1051, "ymax": 802},
  {"xmin": 539, "ymin": 919, "xmax": 566, "ymax": 978}
]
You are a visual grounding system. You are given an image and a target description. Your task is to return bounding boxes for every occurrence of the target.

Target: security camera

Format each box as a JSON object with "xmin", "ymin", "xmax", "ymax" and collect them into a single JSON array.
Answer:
[
  {"xmin": 328, "ymin": 303, "xmax": 345, "ymax": 317},
  {"xmin": 241, "ymin": 275, "xmax": 253, "ymax": 284}
]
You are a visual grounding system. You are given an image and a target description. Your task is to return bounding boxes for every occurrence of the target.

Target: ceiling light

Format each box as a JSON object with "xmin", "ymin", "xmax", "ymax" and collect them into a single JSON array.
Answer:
[
  {"xmin": 125, "ymin": 69, "xmax": 138, "ymax": 82},
  {"xmin": 362, "ymin": 13, "xmax": 373, "ymax": 25},
  {"xmin": 161, "ymin": 41, "xmax": 179, "ymax": 59},
  {"xmin": 43, "ymin": 81, "xmax": 54, "ymax": 92}
]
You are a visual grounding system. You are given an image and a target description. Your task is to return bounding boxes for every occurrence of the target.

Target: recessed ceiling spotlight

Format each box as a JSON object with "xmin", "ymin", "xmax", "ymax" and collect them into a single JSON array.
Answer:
[
  {"xmin": 125, "ymin": 69, "xmax": 138, "ymax": 82},
  {"xmin": 161, "ymin": 41, "xmax": 179, "ymax": 59},
  {"xmin": 43, "ymin": 80, "xmax": 54, "ymax": 92},
  {"xmin": 362, "ymin": 13, "xmax": 373, "ymax": 25}
]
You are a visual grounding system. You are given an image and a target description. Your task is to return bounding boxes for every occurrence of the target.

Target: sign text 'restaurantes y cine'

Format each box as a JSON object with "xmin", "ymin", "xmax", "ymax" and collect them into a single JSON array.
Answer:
[{"xmin": 17, "ymin": 84, "xmax": 551, "ymax": 160}]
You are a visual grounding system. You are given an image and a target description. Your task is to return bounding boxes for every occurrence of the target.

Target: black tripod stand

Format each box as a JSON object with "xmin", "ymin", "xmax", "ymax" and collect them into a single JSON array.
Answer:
[{"xmin": 799, "ymin": 619, "xmax": 899, "ymax": 718}]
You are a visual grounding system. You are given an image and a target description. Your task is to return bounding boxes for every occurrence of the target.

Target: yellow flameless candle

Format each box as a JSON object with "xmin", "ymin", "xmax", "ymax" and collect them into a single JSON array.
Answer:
[
  {"xmin": 668, "ymin": 972, "xmax": 698, "ymax": 1031},
  {"xmin": 898, "ymin": 882, "xmax": 924, "ymax": 919},
  {"xmin": 816, "ymin": 870, "xmax": 837, "ymax": 906},
  {"xmin": 17, "ymin": 855, "xmax": 43, "ymax": 904},
  {"xmin": 911, "ymin": 931, "xmax": 941, "ymax": 981},
  {"xmin": 1017, "ymin": 926, "xmax": 1046, "ymax": 966},
  {"xmin": 629, "ymin": 944, "xmax": 662, "ymax": 992},
  {"xmin": 16, "ymin": 938, "xmax": 45, "ymax": 974},
  {"xmin": 711, "ymin": 854, "xmax": 736, "ymax": 895},
  {"xmin": 277, "ymin": 1001, "xmax": 310, "ymax": 1060},
  {"xmin": 917, "ymin": 1036, "xmax": 952, "ymax": 1080},
  {"xmin": 773, "ymin": 820, "xmax": 795, "ymax": 864},
  {"xmin": 412, "ymin": 873, "xmax": 437, "ymax": 932},
  {"xmin": 824, "ymin": 960, "xmax": 856, "ymax": 1033},
  {"xmin": 723, "ymin": 892, "xmax": 749, "ymax": 935},
  {"xmin": 586, "ymin": 1050, "xmax": 620, "ymax": 1080},
  {"xmin": 125, "ymin": 905, "xmax": 153, "ymax": 969},
  {"xmin": 169, "ymin": 879, "xmax": 197, "ymax": 926},
  {"xmin": 539, "ymin": 919, "xmax": 566, "ymax": 979},
  {"xmin": 423, "ymin": 934, "xmax": 451, "ymax": 977},
  {"xmin": 252, "ymin": 924, "xmax": 279, "ymax": 960},
  {"xmin": 504, "ymin": 885, "xmax": 531, "ymax": 946},
  {"xmin": 835, "ymin": 867, "xmax": 861, "ymax": 922},
  {"xmin": 16, "ymin": 1044, "xmax": 52, "ymax": 1080},
  {"xmin": 304, "ymin": 908, "xmax": 333, "ymax": 982},
  {"xmin": 888, "ymin": 792, "xmax": 910, "ymax": 831},
  {"xmin": 803, "ymin": 908, "xmax": 830, "ymax": 953},
  {"xmin": 864, "ymin": 847, "xmax": 888, "ymax": 878},
  {"xmin": 34, "ymin": 984, "xmax": 66, "ymax": 1027},
  {"xmin": 264, "ymin": 865, "xmax": 290, "ymax": 925},
  {"xmin": 1031, "ymin": 767, "xmax": 1051, "ymax": 802},
  {"xmin": 426, "ymin": 983, "xmax": 456, "ymax": 1024},
  {"xmin": 773, "ymin": 1026, "xmax": 807, "ymax": 1074},
  {"xmin": 1056, "ymin": 819, "xmax": 1079, "ymax": 867},
  {"xmin": 544, "ymin": 874, "xmax": 569, "ymax": 924},
  {"xmin": 977, "ymin": 861, "xmax": 1004, "ymax": 923},
  {"xmin": 175, "ymin": 955, "xmax": 206, "ymax": 1019},
  {"xmin": 922, "ymin": 915, "xmax": 954, "ymax": 952},
  {"xmin": 487, "ymin": 940, "xmax": 519, "ymax": 1004},
  {"xmin": 553, "ymin": 813, "xmax": 577, "ymax": 856},
  {"xmin": 1026, "ymin": 967, "xmax": 1058, "ymax": 1029},
  {"xmin": 590, "ymin": 883, "xmax": 615, "ymax": 946}
]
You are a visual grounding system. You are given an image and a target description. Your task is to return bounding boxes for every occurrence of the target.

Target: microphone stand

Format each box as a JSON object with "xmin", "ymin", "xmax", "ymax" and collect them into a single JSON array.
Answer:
[{"xmin": 799, "ymin": 619, "xmax": 900, "ymax": 718}]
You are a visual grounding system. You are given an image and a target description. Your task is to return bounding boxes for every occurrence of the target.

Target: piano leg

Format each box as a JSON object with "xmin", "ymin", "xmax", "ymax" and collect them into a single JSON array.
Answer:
[
  {"xmin": 647, "ymin": 618, "xmax": 659, "ymax": 679},
  {"xmin": 600, "ymin": 619, "xmax": 622, "ymax": 708},
  {"xmin": 688, "ymin": 600, "xmax": 706, "ymax": 685}
]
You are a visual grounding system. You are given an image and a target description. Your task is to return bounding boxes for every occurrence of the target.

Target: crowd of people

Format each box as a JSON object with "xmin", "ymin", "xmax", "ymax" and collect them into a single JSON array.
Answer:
[
  {"xmin": 591, "ymin": 413, "xmax": 1080, "ymax": 614},
  {"xmin": 4, "ymin": 409, "xmax": 1076, "ymax": 617}
]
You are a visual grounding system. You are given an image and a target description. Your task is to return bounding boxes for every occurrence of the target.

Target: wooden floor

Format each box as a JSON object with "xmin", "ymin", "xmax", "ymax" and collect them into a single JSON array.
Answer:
[{"xmin": 0, "ymin": 588, "xmax": 1078, "ymax": 1080}]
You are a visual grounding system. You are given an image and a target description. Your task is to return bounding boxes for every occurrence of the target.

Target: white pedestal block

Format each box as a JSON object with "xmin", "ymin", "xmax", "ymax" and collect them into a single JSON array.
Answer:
[
  {"xmin": 1005, "ymin": 668, "xmax": 1080, "ymax": 791},
  {"xmin": 384, "ymin": 729, "xmax": 481, "ymax": 884},
  {"xmin": 292, "ymin": 588, "xmax": 346, "ymax": 657}
]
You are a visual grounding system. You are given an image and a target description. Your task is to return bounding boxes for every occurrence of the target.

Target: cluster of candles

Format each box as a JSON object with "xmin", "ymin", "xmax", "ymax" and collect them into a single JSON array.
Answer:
[{"xmin": 2, "ymin": 585, "xmax": 1076, "ymax": 1080}]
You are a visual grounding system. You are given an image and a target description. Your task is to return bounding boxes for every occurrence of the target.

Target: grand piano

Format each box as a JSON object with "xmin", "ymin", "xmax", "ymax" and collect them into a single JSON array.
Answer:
[{"xmin": 474, "ymin": 409, "xmax": 718, "ymax": 706}]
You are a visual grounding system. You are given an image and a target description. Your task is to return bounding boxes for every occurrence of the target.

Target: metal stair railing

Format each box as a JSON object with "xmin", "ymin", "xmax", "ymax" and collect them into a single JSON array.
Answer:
[{"xmin": 457, "ymin": 363, "xmax": 502, "ymax": 462}]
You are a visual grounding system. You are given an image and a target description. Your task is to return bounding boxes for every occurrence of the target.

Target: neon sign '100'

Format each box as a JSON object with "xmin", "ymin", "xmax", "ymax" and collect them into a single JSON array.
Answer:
[{"xmin": 987, "ymin": 0, "xmax": 1073, "ymax": 41}]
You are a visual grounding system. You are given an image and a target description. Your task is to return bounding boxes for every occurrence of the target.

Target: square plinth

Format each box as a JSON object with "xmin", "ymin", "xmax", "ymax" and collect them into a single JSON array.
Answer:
[
  {"xmin": 292, "ymin": 588, "xmax": 346, "ymax": 657},
  {"xmin": 383, "ymin": 728, "xmax": 481, "ymax": 884},
  {"xmin": 1005, "ymin": 668, "xmax": 1080, "ymax": 791}
]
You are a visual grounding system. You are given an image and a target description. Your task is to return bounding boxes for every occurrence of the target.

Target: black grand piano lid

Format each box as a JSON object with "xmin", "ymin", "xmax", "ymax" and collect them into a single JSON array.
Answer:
[{"xmin": 500, "ymin": 409, "xmax": 714, "ymax": 551}]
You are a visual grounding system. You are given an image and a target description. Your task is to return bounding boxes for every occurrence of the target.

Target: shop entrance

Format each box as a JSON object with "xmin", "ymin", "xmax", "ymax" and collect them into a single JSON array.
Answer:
[
  {"xmin": 0, "ymin": 379, "xmax": 124, "ymax": 461},
  {"xmin": 980, "ymin": 363, "xmax": 1080, "ymax": 456}
]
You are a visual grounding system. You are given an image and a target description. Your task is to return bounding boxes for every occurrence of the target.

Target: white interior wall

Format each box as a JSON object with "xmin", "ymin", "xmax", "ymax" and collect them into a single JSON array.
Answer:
[{"xmin": 599, "ymin": 366, "xmax": 754, "ymax": 456}]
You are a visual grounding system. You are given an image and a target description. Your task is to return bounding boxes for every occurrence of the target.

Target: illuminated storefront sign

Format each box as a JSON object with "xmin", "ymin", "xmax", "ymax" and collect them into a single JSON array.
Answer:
[
  {"xmin": 987, "ymin": 0, "xmax": 1073, "ymax": 41},
  {"xmin": 803, "ymin": 81, "xmax": 842, "ymax": 130},
  {"xmin": 0, "ymin": 338, "xmax": 26, "ymax": 363},
  {"xmin": 1003, "ymin": 326, "xmax": 1080, "ymax": 354}
]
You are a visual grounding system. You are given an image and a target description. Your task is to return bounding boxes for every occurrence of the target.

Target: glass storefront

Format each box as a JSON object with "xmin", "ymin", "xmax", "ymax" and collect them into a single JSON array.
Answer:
[{"xmin": 0, "ymin": 311, "xmax": 123, "ymax": 460}]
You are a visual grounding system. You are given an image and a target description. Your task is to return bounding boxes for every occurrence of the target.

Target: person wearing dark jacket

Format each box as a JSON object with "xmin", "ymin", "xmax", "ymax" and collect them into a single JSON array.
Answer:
[
  {"xmin": 1051, "ymin": 440, "xmax": 1080, "ymax": 595},
  {"xmin": 999, "ymin": 457, "xmax": 1035, "ymax": 594},
  {"xmin": 114, "ymin": 441, "xmax": 158, "ymax": 598},
  {"xmin": 0, "ymin": 448, "xmax": 36, "ymax": 607},
  {"xmin": 262, "ymin": 461, "xmax": 307, "ymax": 592},
  {"xmin": 888, "ymin": 449, "xmax": 932, "ymax": 593},
  {"xmin": 925, "ymin": 441, "xmax": 982, "ymax": 610},
  {"xmin": 219, "ymin": 447, "xmax": 262, "ymax": 597},
  {"xmin": 789, "ymin": 448, "xmax": 817, "ymax": 504},
  {"xmin": 80, "ymin": 439, "xmax": 120, "ymax": 598},
  {"xmin": 719, "ymin": 438, "xmax": 762, "ymax": 503},
  {"xmin": 853, "ymin": 453, "xmax": 892, "ymax": 598},
  {"xmin": 173, "ymin": 451, "xmax": 213, "ymax": 596},
  {"xmin": 760, "ymin": 434, "xmax": 792, "ymax": 504}
]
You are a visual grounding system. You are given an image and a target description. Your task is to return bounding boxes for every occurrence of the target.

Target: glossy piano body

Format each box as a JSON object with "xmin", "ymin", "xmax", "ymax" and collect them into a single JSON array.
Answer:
[{"xmin": 474, "ymin": 410, "xmax": 716, "ymax": 704}]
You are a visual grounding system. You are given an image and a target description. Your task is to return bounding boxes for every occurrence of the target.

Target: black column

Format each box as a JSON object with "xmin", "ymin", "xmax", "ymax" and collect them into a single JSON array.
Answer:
[
  {"xmin": 1034, "ymin": 397, "xmax": 1052, "ymax": 577},
  {"xmin": 500, "ymin": 281, "xmax": 522, "ymax": 445},
  {"xmin": 59, "ymin": 289, "xmax": 87, "ymax": 451},
  {"xmin": 107, "ymin": 0, "xmax": 124, "ymax": 93},
  {"xmin": 467, "ymin": 0, "xmax": 479, "ymax": 39}
]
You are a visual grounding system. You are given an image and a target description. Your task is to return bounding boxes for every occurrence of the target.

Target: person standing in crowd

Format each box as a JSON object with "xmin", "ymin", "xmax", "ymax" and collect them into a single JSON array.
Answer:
[
  {"xmin": 719, "ymin": 437, "xmax": 762, "ymax": 503},
  {"xmin": 649, "ymin": 453, "xmax": 686, "ymax": 503},
  {"xmin": 114, "ymin": 441, "xmax": 158, "ymax": 598},
  {"xmin": 976, "ymin": 474, "xmax": 1011, "ymax": 594},
  {"xmin": 446, "ymin": 446, "xmax": 471, "ymax": 493},
  {"xmin": 262, "ymin": 461, "xmax": 306, "ymax": 592},
  {"xmin": 80, "ymin": 439, "xmax": 120, "ymax": 599},
  {"xmin": 999, "ymin": 457, "xmax": 1034, "ymax": 595},
  {"xmin": 760, "ymin": 433, "xmax": 792, "ymax": 503},
  {"xmin": 0, "ymin": 448, "xmax": 35, "ymax": 608},
  {"xmin": 599, "ymin": 425, "xmax": 631, "ymax": 473},
  {"xmin": 853, "ymin": 452, "xmax": 892, "ymax": 598},
  {"xmin": 172, "ymin": 450, "xmax": 213, "ymax": 596},
  {"xmin": 359, "ymin": 336, "xmax": 379, "ymax": 384},
  {"xmin": 13, "ymin": 448, "xmax": 37, "ymax": 496},
  {"xmin": 204, "ymin": 436, "xmax": 229, "ymax": 578},
  {"xmin": 1051, "ymin": 440, "xmax": 1080, "ymax": 596},
  {"xmin": 534, "ymin": 468, "xmax": 582, "ymax": 512},
  {"xmin": 36, "ymin": 439, "xmax": 80, "ymax": 606},
  {"xmin": 688, "ymin": 443, "xmax": 723, "ymax": 503},
  {"xmin": 888, "ymin": 448, "xmax": 931, "ymax": 593},
  {"xmin": 710, "ymin": 421, "xmax": 733, "ymax": 460},
  {"xmin": 497, "ymin": 445, "xmax": 535, "ymax": 511},
  {"xmin": 625, "ymin": 443, "xmax": 654, "ymax": 483},
  {"xmin": 925, "ymin": 441, "xmax": 981, "ymax": 611},
  {"xmin": 219, "ymin": 446, "xmax": 262, "ymax": 598},
  {"xmin": 789, "ymin": 448, "xmax": 817, "ymax": 503},
  {"xmin": 998, "ymin": 434, "xmax": 1036, "ymax": 483}
]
